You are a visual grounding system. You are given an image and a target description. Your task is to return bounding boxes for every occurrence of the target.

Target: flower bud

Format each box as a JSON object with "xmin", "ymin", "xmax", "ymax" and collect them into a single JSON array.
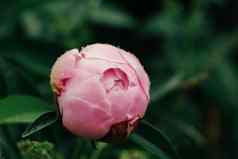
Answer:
[{"xmin": 50, "ymin": 43, "xmax": 150, "ymax": 140}]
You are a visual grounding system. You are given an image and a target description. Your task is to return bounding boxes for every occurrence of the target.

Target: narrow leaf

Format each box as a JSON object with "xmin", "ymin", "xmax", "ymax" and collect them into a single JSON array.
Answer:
[
  {"xmin": 130, "ymin": 119, "xmax": 180, "ymax": 159},
  {"xmin": 130, "ymin": 133, "xmax": 171, "ymax": 159},
  {"xmin": 140, "ymin": 120, "xmax": 180, "ymax": 159},
  {"xmin": 0, "ymin": 96, "xmax": 53, "ymax": 124},
  {"xmin": 22, "ymin": 111, "xmax": 58, "ymax": 138}
]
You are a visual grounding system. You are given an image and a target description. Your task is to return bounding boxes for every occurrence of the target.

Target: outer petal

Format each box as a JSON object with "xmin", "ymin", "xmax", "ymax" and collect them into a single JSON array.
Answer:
[
  {"xmin": 119, "ymin": 51, "xmax": 150, "ymax": 99},
  {"xmin": 108, "ymin": 86, "xmax": 138, "ymax": 123},
  {"xmin": 60, "ymin": 96, "xmax": 112, "ymax": 139},
  {"xmin": 50, "ymin": 49, "xmax": 82, "ymax": 94},
  {"xmin": 75, "ymin": 58, "xmax": 139, "ymax": 87},
  {"xmin": 74, "ymin": 58, "xmax": 117, "ymax": 81},
  {"xmin": 82, "ymin": 43, "xmax": 127, "ymax": 64},
  {"xmin": 60, "ymin": 75, "xmax": 110, "ymax": 113},
  {"xmin": 127, "ymin": 87, "xmax": 149, "ymax": 119}
]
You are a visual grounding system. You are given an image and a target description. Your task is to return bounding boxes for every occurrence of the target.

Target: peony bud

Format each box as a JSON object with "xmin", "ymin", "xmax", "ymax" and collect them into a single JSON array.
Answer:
[{"xmin": 50, "ymin": 43, "xmax": 150, "ymax": 140}]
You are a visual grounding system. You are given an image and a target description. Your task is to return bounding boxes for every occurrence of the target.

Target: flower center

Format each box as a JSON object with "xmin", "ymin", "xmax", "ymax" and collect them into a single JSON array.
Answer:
[{"xmin": 101, "ymin": 68, "xmax": 129, "ymax": 93}]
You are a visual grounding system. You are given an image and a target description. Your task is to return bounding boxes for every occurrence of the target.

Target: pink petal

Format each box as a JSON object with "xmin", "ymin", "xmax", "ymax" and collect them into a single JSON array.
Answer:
[
  {"xmin": 127, "ymin": 86, "xmax": 149, "ymax": 119},
  {"xmin": 119, "ymin": 51, "xmax": 150, "ymax": 99},
  {"xmin": 101, "ymin": 68, "xmax": 129, "ymax": 92},
  {"xmin": 50, "ymin": 49, "xmax": 82, "ymax": 94},
  {"xmin": 61, "ymin": 97, "xmax": 112, "ymax": 139},
  {"xmin": 62, "ymin": 75, "xmax": 110, "ymax": 113},
  {"xmin": 82, "ymin": 43, "xmax": 127, "ymax": 63}
]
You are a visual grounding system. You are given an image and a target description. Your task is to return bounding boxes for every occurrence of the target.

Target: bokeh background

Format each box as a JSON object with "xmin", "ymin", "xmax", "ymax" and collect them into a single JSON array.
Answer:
[{"xmin": 0, "ymin": 0, "xmax": 238, "ymax": 159}]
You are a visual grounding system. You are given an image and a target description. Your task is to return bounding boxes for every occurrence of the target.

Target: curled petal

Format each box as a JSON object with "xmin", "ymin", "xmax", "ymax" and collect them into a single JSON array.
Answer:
[
  {"xmin": 101, "ymin": 68, "xmax": 129, "ymax": 93},
  {"xmin": 50, "ymin": 49, "xmax": 82, "ymax": 94}
]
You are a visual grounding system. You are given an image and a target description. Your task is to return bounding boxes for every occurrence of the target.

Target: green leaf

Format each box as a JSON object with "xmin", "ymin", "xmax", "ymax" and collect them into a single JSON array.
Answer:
[
  {"xmin": 0, "ymin": 95, "xmax": 54, "ymax": 124},
  {"xmin": 130, "ymin": 120, "xmax": 180, "ymax": 159},
  {"xmin": 22, "ymin": 111, "xmax": 58, "ymax": 138},
  {"xmin": 140, "ymin": 120, "xmax": 180, "ymax": 159},
  {"xmin": 130, "ymin": 134, "xmax": 171, "ymax": 159}
]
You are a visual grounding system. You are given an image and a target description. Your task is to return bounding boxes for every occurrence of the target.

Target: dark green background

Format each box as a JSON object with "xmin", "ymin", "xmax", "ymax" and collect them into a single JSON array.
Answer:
[{"xmin": 0, "ymin": 0, "xmax": 238, "ymax": 159}]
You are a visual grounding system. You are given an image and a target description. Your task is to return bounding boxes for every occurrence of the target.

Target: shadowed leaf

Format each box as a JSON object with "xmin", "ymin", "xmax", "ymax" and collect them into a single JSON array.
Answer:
[{"xmin": 22, "ymin": 111, "xmax": 58, "ymax": 138}]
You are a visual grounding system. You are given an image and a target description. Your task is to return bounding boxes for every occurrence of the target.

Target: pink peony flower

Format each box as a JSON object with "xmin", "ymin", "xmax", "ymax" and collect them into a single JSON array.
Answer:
[{"xmin": 50, "ymin": 43, "xmax": 150, "ymax": 140}]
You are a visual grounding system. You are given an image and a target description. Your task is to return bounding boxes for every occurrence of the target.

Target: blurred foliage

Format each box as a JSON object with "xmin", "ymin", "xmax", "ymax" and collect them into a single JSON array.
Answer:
[
  {"xmin": 119, "ymin": 149, "xmax": 149, "ymax": 159},
  {"xmin": 0, "ymin": 0, "xmax": 238, "ymax": 159},
  {"xmin": 17, "ymin": 140, "xmax": 63, "ymax": 159},
  {"xmin": 0, "ymin": 96, "xmax": 53, "ymax": 124}
]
